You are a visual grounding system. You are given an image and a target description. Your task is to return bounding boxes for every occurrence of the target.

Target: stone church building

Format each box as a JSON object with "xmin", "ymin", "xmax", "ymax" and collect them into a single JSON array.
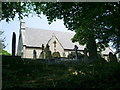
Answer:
[{"xmin": 17, "ymin": 20, "xmax": 113, "ymax": 60}]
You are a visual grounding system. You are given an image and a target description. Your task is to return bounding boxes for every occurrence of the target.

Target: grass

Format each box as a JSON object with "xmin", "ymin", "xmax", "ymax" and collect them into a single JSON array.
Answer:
[{"xmin": 2, "ymin": 55, "xmax": 120, "ymax": 88}]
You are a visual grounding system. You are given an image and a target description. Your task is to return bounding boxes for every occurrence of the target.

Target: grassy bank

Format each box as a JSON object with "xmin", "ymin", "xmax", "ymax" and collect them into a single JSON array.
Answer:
[{"xmin": 2, "ymin": 55, "xmax": 120, "ymax": 88}]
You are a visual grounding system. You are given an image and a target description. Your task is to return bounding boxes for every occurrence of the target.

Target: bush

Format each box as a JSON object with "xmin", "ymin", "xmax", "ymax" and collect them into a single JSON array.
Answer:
[
  {"xmin": 0, "ymin": 49, "xmax": 11, "ymax": 55},
  {"xmin": 52, "ymin": 52, "xmax": 60, "ymax": 58}
]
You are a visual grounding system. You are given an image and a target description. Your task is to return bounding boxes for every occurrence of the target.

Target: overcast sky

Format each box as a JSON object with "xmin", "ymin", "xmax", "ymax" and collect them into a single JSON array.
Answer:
[{"xmin": 1, "ymin": 14, "xmax": 73, "ymax": 54}]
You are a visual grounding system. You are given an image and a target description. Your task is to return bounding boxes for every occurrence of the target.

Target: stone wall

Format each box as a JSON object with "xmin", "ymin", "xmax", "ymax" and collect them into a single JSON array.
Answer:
[{"xmin": 23, "ymin": 47, "xmax": 42, "ymax": 59}]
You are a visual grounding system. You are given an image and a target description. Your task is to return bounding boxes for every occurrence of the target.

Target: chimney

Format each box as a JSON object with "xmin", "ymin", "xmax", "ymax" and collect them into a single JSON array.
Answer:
[{"xmin": 20, "ymin": 19, "xmax": 25, "ymax": 30}]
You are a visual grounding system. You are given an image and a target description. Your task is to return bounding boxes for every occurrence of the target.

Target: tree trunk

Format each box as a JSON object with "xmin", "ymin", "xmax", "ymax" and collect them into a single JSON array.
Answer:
[
  {"xmin": 87, "ymin": 35, "xmax": 98, "ymax": 61},
  {"xmin": 12, "ymin": 32, "xmax": 16, "ymax": 56}
]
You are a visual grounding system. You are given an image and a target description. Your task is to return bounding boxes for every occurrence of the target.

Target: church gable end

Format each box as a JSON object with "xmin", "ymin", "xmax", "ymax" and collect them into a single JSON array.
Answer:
[{"xmin": 48, "ymin": 34, "xmax": 64, "ymax": 57}]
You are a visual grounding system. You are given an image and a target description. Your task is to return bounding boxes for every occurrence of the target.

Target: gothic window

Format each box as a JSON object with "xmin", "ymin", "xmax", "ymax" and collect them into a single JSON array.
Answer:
[{"xmin": 53, "ymin": 41, "xmax": 56, "ymax": 52}]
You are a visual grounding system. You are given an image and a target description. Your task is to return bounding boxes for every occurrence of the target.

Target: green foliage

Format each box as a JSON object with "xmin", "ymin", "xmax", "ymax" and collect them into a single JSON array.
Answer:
[
  {"xmin": 1, "ymin": 2, "xmax": 35, "ymax": 22},
  {"xmin": 39, "ymin": 2, "xmax": 120, "ymax": 54},
  {"xmin": 2, "ymin": 56, "xmax": 120, "ymax": 88},
  {"xmin": 68, "ymin": 52, "xmax": 83, "ymax": 59},
  {"xmin": 68, "ymin": 52, "xmax": 75, "ymax": 58},
  {"xmin": 108, "ymin": 52, "xmax": 118, "ymax": 63},
  {"xmin": 0, "ymin": 49, "xmax": 11, "ymax": 55},
  {"xmin": 52, "ymin": 52, "xmax": 60, "ymax": 58}
]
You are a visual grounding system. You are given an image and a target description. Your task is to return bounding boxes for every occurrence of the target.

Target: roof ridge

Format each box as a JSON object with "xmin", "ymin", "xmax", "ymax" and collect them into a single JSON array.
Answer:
[{"xmin": 26, "ymin": 27, "xmax": 75, "ymax": 34}]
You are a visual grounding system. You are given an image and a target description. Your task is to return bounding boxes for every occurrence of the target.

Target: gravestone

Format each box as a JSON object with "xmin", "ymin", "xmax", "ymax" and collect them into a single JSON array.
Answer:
[
  {"xmin": 33, "ymin": 49, "xmax": 37, "ymax": 59},
  {"xmin": 39, "ymin": 51, "xmax": 44, "ymax": 59},
  {"xmin": 109, "ymin": 52, "xmax": 118, "ymax": 63},
  {"xmin": 68, "ymin": 52, "xmax": 74, "ymax": 59},
  {"xmin": 39, "ymin": 44, "xmax": 45, "ymax": 59},
  {"xmin": 74, "ymin": 45, "xmax": 78, "ymax": 60},
  {"xmin": 42, "ymin": 44, "xmax": 44, "ymax": 51},
  {"xmin": 44, "ymin": 44, "xmax": 52, "ymax": 59}
]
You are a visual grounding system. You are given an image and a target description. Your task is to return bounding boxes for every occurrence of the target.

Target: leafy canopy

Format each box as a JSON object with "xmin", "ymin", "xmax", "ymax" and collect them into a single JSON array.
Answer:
[{"xmin": 1, "ymin": 2, "xmax": 120, "ymax": 55}]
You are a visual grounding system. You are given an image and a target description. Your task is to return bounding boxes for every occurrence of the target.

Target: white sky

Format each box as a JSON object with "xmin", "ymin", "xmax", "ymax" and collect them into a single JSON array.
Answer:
[{"xmin": 0, "ymin": 14, "xmax": 73, "ymax": 54}]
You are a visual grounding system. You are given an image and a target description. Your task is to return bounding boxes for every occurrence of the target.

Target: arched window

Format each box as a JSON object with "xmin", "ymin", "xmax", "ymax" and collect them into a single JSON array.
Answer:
[{"xmin": 53, "ymin": 41, "xmax": 56, "ymax": 52}]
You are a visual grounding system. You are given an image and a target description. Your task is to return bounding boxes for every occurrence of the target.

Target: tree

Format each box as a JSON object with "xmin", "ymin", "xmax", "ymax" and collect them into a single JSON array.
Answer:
[
  {"xmin": 1, "ymin": 2, "xmax": 34, "ymax": 22},
  {"xmin": 34, "ymin": 3, "xmax": 112, "ymax": 60},
  {"xmin": 0, "ymin": 31, "xmax": 10, "ymax": 55},
  {"xmin": 0, "ymin": 31, "xmax": 6, "ymax": 49},
  {"xmin": 38, "ymin": 2, "xmax": 120, "ymax": 60}
]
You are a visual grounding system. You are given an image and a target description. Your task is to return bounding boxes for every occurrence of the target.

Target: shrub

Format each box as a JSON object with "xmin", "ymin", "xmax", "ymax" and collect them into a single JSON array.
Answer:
[
  {"xmin": 52, "ymin": 52, "xmax": 60, "ymax": 58},
  {"xmin": 0, "ymin": 49, "xmax": 11, "ymax": 55}
]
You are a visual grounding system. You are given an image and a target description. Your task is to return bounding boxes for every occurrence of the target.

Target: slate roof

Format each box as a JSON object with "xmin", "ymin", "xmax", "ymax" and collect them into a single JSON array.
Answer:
[
  {"xmin": 21, "ymin": 27, "xmax": 114, "ymax": 54},
  {"xmin": 22, "ymin": 27, "xmax": 85, "ymax": 50}
]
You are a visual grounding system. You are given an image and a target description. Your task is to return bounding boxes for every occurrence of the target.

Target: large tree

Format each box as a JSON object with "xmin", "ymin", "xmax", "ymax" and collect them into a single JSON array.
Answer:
[
  {"xmin": 1, "ymin": 2, "xmax": 120, "ymax": 60},
  {"xmin": 1, "ymin": 2, "xmax": 34, "ymax": 22},
  {"xmin": 37, "ymin": 2, "xmax": 120, "ymax": 60}
]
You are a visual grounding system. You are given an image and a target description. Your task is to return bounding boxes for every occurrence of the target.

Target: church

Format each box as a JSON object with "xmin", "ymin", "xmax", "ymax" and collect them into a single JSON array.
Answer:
[{"xmin": 17, "ymin": 20, "xmax": 113, "ymax": 60}]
